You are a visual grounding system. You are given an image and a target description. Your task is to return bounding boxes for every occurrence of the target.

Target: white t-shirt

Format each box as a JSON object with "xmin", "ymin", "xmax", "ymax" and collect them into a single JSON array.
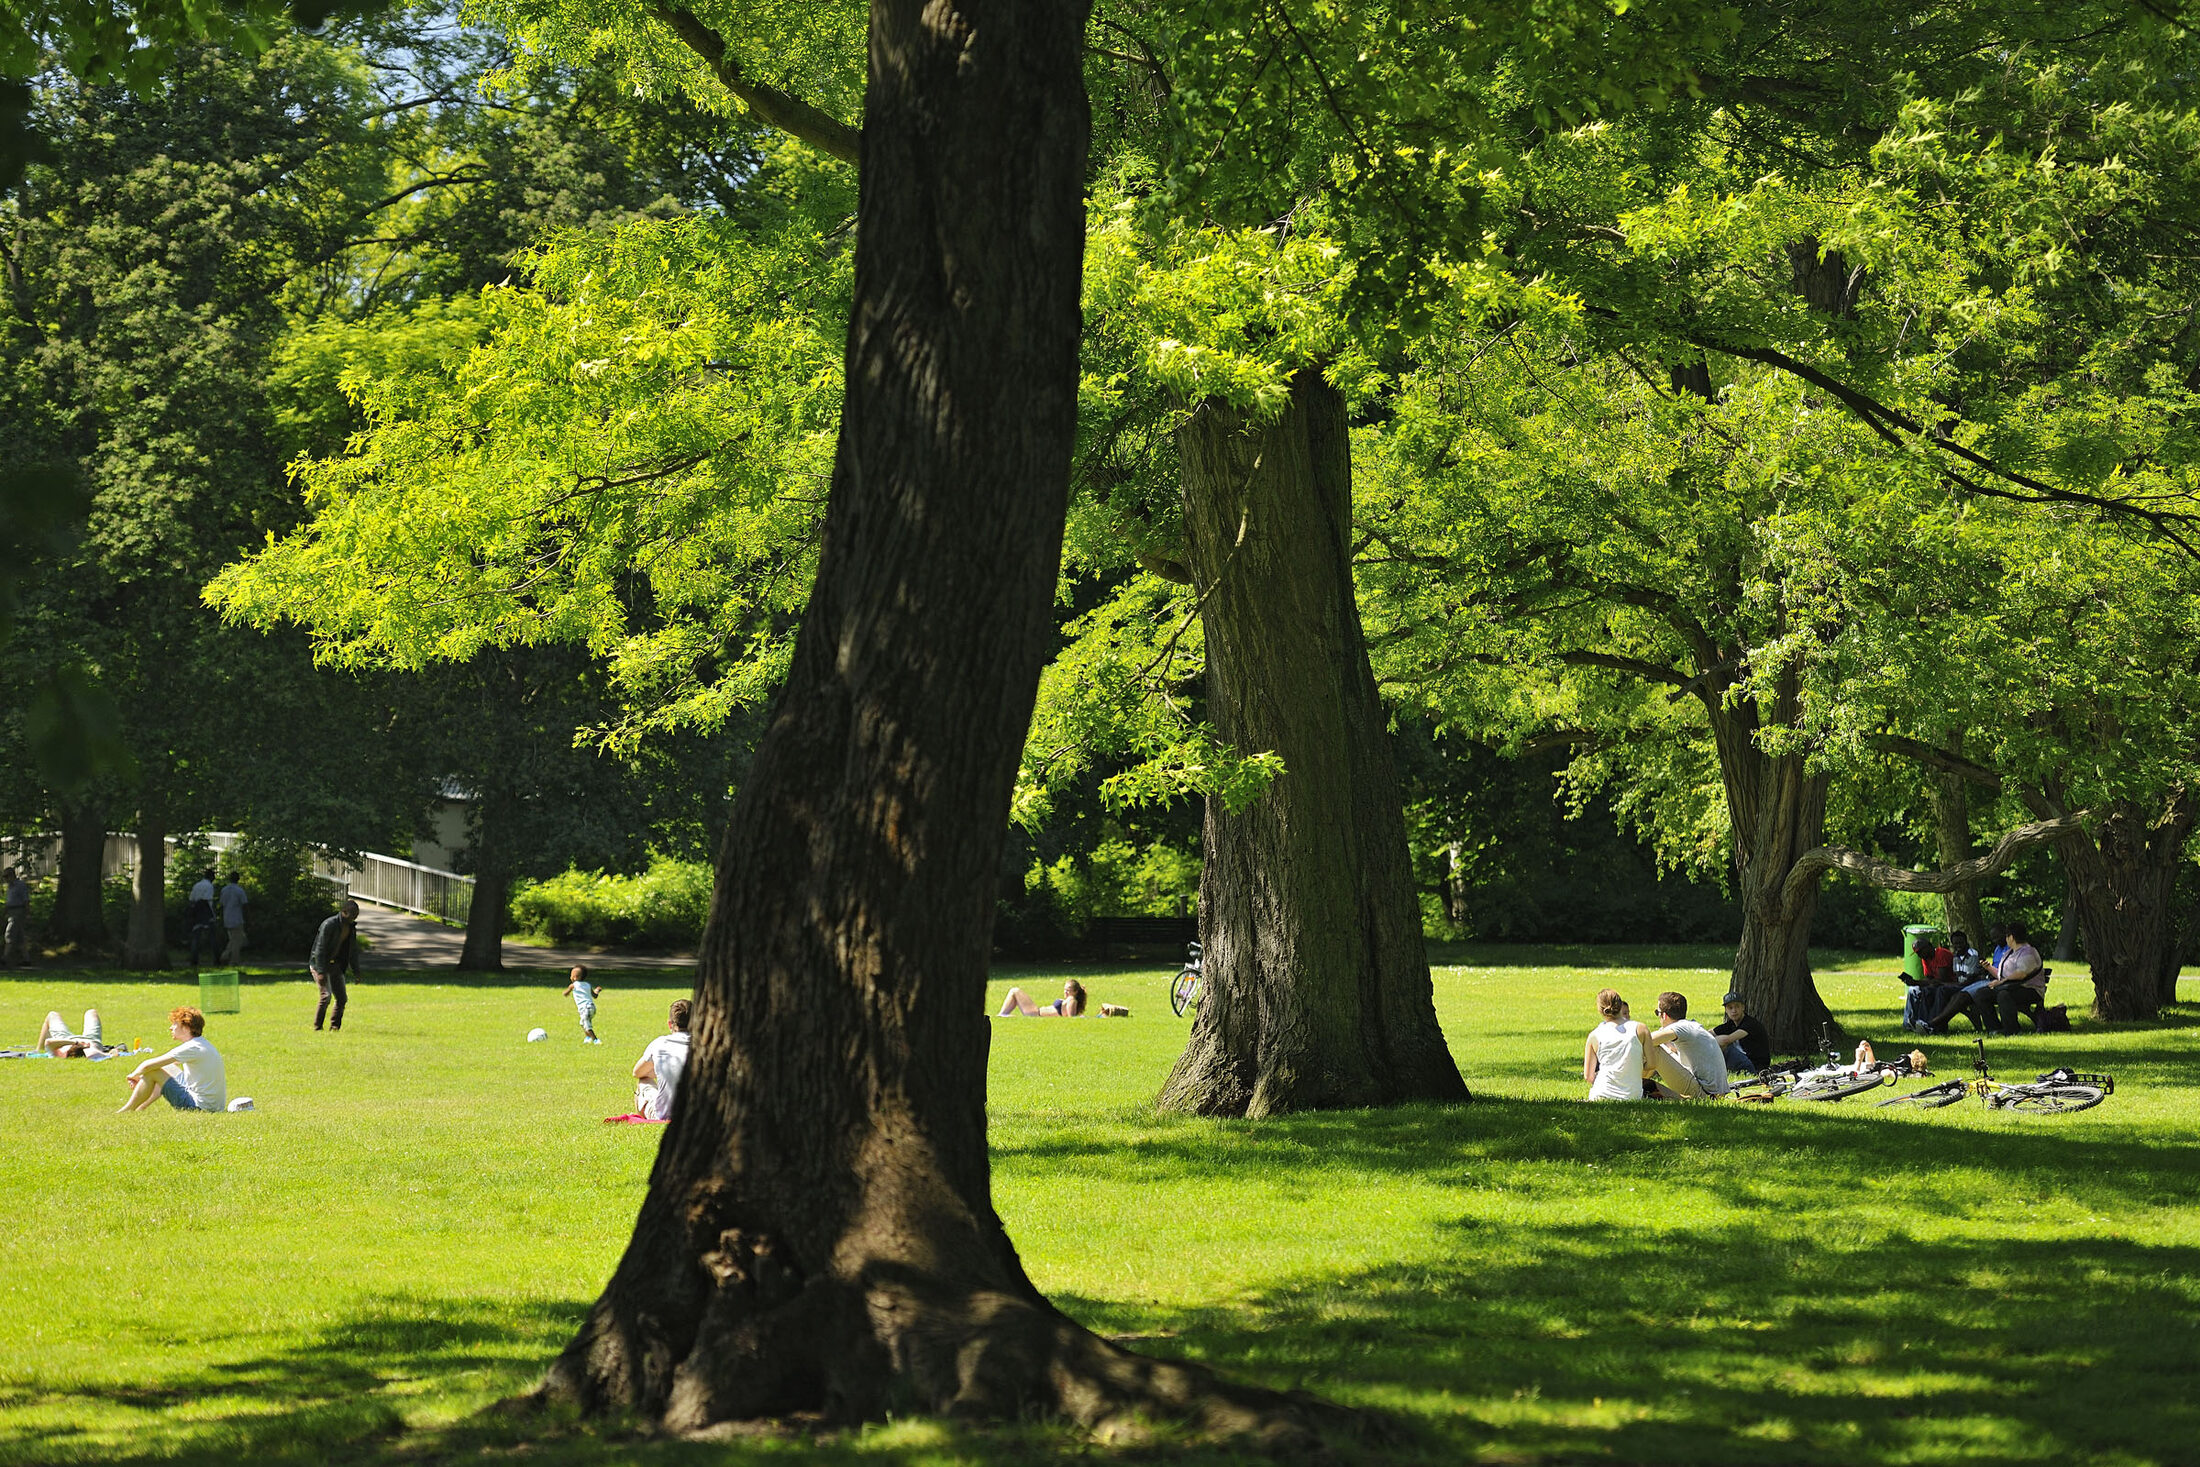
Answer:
[
  {"xmin": 220, "ymin": 884, "xmax": 248, "ymax": 927},
  {"xmin": 1661, "ymin": 1018, "xmax": 1730, "ymax": 1095},
  {"xmin": 1588, "ymin": 1020, "xmax": 1644, "ymax": 1102},
  {"xmin": 189, "ymin": 878, "xmax": 215, "ymax": 905},
  {"xmin": 154, "ymin": 1037, "xmax": 227, "ymax": 1110},
  {"xmin": 638, "ymin": 1032, "xmax": 690, "ymax": 1120}
]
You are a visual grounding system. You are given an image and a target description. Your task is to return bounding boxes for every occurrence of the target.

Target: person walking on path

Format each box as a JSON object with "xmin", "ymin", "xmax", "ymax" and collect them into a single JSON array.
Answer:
[
  {"xmin": 309, "ymin": 900, "xmax": 360, "ymax": 1031},
  {"xmin": 3, "ymin": 867, "xmax": 29, "ymax": 966},
  {"xmin": 219, "ymin": 873, "xmax": 249, "ymax": 966}
]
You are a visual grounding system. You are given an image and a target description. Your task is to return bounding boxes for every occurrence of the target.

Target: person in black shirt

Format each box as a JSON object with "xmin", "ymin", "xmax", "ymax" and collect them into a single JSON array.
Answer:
[
  {"xmin": 1712, "ymin": 991, "xmax": 1770, "ymax": 1073},
  {"xmin": 309, "ymin": 900, "xmax": 360, "ymax": 1032}
]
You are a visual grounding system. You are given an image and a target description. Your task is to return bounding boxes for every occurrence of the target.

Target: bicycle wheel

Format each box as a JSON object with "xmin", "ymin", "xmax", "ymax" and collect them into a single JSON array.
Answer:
[
  {"xmin": 1992, "ymin": 1083, "xmax": 2104, "ymax": 1114},
  {"xmin": 1170, "ymin": 970, "xmax": 1200, "ymax": 1017},
  {"xmin": 1792, "ymin": 1073, "xmax": 1888, "ymax": 1102},
  {"xmin": 1877, "ymin": 1081, "xmax": 1966, "ymax": 1109}
]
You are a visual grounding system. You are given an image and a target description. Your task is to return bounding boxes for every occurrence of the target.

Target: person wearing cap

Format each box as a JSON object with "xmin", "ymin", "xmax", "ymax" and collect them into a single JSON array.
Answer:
[{"xmin": 1711, "ymin": 991, "xmax": 1770, "ymax": 1074}]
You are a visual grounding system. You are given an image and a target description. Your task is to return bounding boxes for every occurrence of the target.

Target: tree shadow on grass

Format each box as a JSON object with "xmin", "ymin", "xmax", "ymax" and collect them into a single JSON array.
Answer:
[
  {"xmin": 1012, "ymin": 1096, "xmax": 2198, "ymax": 1464},
  {"xmin": 1058, "ymin": 1225, "xmax": 2200, "ymax": 1466}
]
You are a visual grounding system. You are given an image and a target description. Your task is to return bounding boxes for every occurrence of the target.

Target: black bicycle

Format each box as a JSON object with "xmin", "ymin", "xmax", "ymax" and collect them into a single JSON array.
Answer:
[
  {"xmin": 1170, "ymin": 941, "xmax": 1203, "ymax": 1018},
  {"xmin": 1878, "ymin": 1037, "xmax": 2112, "ymax": 1113}
]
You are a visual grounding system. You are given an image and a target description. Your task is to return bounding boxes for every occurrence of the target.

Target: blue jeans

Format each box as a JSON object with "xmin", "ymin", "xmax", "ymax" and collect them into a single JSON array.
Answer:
[{"xmin": 160, "ymin": 1076, "xmax": 216, "ymax": 1112}]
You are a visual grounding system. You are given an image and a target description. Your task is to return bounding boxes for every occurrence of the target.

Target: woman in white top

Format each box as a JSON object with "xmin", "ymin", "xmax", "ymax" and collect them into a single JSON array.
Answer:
[{"xmin": 1584, "ymin": 987, "xmax": 1650, "ymax": 1101}]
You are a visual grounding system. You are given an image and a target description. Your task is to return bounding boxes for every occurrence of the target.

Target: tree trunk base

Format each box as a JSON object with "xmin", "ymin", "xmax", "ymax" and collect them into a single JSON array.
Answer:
[{"xmin": 538, "ymin": 1265, "xmax": 1344, "ymax": 1451}]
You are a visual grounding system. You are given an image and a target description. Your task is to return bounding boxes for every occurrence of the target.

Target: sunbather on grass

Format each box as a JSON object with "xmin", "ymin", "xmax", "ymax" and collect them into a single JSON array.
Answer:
[{"xmin": 37, "ymin": 1008, "xmax": 124, "ymax": 1058}]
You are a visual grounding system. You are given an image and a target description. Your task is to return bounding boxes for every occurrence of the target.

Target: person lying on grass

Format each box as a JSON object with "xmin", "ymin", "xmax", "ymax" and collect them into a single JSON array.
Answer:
[
  {"xmin": 993, "ymin": 980, "xmax": 1130, "ymax": 1018},
  {"xmin": 999, "ymin": 979, "xmax": 1087, "ymax": 1017},
  {"xmin": 118, "ymin": 1007, "xmax": 226, "ymax": 1114},
  {"xmin": 37, "ymin": 1008, "xmax": 127, "ymax": 1058},
  {"xmin": 1584, "ymin": 988, "xmax": 1651, "ymax": 1101},
  {"xmin": 1645, "ymin": 990, "xmax": 1731, "ymax": 1099}
]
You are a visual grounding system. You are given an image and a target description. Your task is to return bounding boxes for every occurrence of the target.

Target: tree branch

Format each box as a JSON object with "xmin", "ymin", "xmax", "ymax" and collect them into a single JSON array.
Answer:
[
  {"xmin": 1558, "ymin": 650, "xmax": 1692, "ymax": 687},
  {"xmin": 1776, "ymin": 811, "xmax": 2089, "ymax": 921},
  {"xmin": 1700, "ymin": 338, "xmax": 2200, "ymax": 558},
  {"xmin": 651, "ymin": 3, "xmax": 861, "ymax": 166},
  {"xmin": 1866, "ymin": 732, "xmax": 2005, "ymax": 790}
]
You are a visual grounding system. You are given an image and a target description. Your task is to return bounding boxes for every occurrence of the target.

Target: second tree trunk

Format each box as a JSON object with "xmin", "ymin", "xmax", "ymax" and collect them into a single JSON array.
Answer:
[{"xmin": 1159, "ymin": 371, "xmax": 1466, "ymax": 1117}]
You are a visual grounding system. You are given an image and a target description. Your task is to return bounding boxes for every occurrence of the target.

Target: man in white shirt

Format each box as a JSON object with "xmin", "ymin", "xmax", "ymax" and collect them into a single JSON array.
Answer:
[
  {"xmin": 119, "ymin": 1007, "xmax": 227, "ymax": 1113},
  {"xmin": 632, "ymin": 999, "xmax": 693, "ymax": 1121},
  {"xmin": 1645, "ymin": 990, "xmax": 1730, "ymax": 1098}
]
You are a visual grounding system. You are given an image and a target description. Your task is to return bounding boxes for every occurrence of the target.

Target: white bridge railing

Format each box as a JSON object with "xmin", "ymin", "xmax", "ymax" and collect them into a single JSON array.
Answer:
[{"xmin": 0, "ymin": 830, "xmax": 477, "ymax": 926}]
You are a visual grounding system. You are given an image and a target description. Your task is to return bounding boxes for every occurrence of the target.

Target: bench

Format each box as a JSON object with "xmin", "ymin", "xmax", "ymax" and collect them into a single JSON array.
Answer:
[{"xmin": 1086, "ymin": 916, "xmax": 1198, "ymax": 955}]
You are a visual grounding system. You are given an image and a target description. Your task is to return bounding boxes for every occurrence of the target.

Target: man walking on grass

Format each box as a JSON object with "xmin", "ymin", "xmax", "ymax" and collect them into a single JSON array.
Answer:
[{"xmin": 310, "ymin": 900, "xmax": 360, "ymax": 1031}]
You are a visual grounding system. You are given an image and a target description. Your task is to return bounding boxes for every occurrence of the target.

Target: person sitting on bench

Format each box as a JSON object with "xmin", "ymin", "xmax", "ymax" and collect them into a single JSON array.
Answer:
[
  {"xmin": 1902, "ymin": 935, "xmax": 1956, "ymax": 1031},
  {"xmin": 1983, "ymin": 921, "xmax": 2049, "ymax": 1034}
]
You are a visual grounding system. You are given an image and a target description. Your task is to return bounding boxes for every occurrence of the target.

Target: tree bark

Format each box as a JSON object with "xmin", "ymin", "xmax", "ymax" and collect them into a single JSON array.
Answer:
[
  {"xmin": 459, "ymin": 850, "xmax": 509, "ymax": 971},
  {"xmin": 1158, "ymin": 371, "xmax": 1467, "ymax": 1117},
  {"xmin": 541, "ymin": 2, "xmax": 1325, "ymax": 1443},
  {"xmin": 123, "ymin": 812, "xmax": 167, "ymax": 969},
  {"xmin": 1729, "ymin": 753, "xmax": 1835, "ymax": 1054},
  {"xmin": 51, "ymin": 799, "xmax": 108, "ymax": 946},
  {"xmin": 1702, "ymin": 662, "xmax": 1838, "ymax": 1052},
  {"xmin": 2059, "ymin": 796, "xmax": 2194, "ymax": 1022},
  {"xmin": 2052, "ymin": 857, "xmax": 2080, "ymax": 962},
  {"xmin": 1926, "ymin": 739, "xmax": 1989, "ymax": 945}
]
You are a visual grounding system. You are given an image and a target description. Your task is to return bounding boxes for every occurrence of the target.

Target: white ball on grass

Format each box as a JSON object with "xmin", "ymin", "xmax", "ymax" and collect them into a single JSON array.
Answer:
[{"xmin": 526, "ymin": 1028, "xmax": 549, "ymax": 1043}]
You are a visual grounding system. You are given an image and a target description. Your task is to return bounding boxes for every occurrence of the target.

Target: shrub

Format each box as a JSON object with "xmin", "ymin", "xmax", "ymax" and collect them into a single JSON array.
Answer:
[{"xmin": 509, "ymin": 857, "xmax": 712, "ymax": 949}]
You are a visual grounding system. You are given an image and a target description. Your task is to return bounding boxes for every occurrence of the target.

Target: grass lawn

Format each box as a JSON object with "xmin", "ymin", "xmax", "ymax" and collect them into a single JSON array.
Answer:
[{"xmin": 0, "ymin": 947, "xmax": 2194, "ymax": 1466}]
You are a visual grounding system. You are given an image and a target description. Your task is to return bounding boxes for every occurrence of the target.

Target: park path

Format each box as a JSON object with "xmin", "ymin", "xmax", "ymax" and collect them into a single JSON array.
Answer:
[{"xmin": 352, "ymin": 905, "xmax": 696, "ymax": 973}]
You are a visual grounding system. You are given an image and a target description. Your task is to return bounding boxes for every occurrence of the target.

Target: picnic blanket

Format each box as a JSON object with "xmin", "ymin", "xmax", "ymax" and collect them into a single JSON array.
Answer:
[{"xmin": 601, "ymin": 1113, "xmax": 668, "ymax": 1125}]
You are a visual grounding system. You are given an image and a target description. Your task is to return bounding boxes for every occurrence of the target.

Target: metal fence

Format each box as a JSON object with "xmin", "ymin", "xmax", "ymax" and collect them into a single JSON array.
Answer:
[
  {"xmin": 318, "ymin": 851, "xmax": 474, "ymax": 925},
  {"xmin": 0, "ymin": 831, "xmax": 475, "ymax": 925}
]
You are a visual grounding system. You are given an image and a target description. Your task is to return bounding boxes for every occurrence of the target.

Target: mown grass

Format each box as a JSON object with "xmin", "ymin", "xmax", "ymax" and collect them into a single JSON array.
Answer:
[{"xmin": 0, "ymin": 947, "xmax": 2193, "ymax": 1466}]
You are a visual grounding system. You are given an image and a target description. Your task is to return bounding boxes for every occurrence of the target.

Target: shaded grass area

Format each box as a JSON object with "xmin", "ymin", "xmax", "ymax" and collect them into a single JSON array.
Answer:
[{"xmin": 0, "ymin": 954, "xmax": 2193, "ymax": 1465}]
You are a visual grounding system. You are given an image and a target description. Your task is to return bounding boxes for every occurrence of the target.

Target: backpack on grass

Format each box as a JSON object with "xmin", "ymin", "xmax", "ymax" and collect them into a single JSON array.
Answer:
[{"xmin": 2037, "ymin": 1004, "xmax": 2071, "ymax": 1033}]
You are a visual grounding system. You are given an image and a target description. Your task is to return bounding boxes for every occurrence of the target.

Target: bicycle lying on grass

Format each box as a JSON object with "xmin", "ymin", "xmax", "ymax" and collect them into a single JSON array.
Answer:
[
  {"xmin": 1877, "ymin": 1037, "xmax": 2114, "ymax": 1113},
  {"xmin": 1728, "ymin": 1033, "xmax": 1931, "ymax": 1103}
]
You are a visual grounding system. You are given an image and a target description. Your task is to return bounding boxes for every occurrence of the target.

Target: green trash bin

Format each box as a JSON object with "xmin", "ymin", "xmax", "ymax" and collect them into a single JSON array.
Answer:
[
  {"xmin": 1900, "ymin": 923, "xmax": 1940, "ymax": 982},
  {"xmin": 198, "ymin": 968, "xmax": 241, "ymax": 1015}
]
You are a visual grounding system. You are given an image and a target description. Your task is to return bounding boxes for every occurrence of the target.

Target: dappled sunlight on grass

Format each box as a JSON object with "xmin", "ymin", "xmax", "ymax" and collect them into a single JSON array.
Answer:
[{"xmin": 0, "ymin": 955, "xmax": 2193, "ymax": 1464}]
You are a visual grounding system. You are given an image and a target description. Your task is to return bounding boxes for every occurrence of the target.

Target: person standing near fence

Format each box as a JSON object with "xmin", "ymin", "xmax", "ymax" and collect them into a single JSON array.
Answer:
[
  {"xmin": 186, "ymin": 869, "xmax": 218, "ymax": 966},
  {"xmin": 219, "ymin": 872, "xmax": 249, "ymax": 965},
  {"xmin": 309, "ymin": 900, "xmax": 360, "ymax": 1031},
  {"xmin": 2, "ymin": 867, "xmax": 29, "ymax": 966}
]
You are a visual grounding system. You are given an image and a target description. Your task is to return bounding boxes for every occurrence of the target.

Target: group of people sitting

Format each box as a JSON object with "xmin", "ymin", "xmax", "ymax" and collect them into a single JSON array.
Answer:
[
  {"xmin": 1584, "ymin": 988, "xmax": 1769, "ymax": 1101},
  {"xmin": 1899, "ymin": 923, "xmax": 2048, "ymax": 1035}
]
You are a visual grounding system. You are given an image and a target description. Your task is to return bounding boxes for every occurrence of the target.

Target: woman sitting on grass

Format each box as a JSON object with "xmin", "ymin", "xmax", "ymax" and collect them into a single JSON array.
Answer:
[
  {"xmin": 1584, "ymin": 987, "xmax": 1650, "ymax": 1102},
  {"xmin": 998, "ymin": 979, "xmax": 1088, "ymax": 1017}
]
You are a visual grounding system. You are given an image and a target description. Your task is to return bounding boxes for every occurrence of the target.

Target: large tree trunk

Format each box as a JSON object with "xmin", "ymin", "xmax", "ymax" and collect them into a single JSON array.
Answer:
[
  {"xmin": 123, "ymin": 812, "xmax": 166, "ymax": 969},
  {"xmin": 459, "ymin": 852, "xmax": 508, "ymax": 971},
  {"xmin": 1158, "ymin": 371, "xmax": 1466, "ymax": 1117},
  {"xmin": 1709, "ymin": 672, "xmax": 1836, "ymax": 1052},
  {"xmin": 1729, "ymin": 762, "xmax": 1835, "ymax": 1053},
  {"xmin": 51, "ymin": 799, "xmax": 108, "ymax": 946},
  {"xmin": 1927, "ymin": 741, "xmax": 1988, "ymax": 946},
  {"xmin": 541, "ymin": 2, "xmax": 1322, "ymax": 1443},
  {"xmin": 2060, "ymin": 796, "xmax": 2194, "ymax": 1022}
]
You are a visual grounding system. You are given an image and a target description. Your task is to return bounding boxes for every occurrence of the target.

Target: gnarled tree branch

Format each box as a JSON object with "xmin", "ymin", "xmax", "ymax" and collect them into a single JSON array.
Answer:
[{"xmin": 1775, "ymin": 810, "xmax": 2090, "ymax": 921}]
